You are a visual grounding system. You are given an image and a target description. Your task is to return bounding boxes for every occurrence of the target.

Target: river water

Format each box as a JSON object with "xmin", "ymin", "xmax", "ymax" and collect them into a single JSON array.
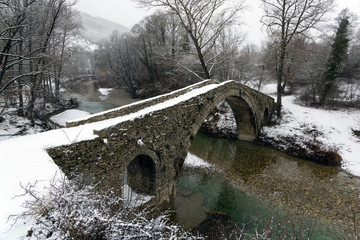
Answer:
[
  {"xmin": 174, "ymin": 133, "xmax": 360, "ymax": 238},
  {"xmin": 63, "ymin": 80, "xmax": 137, "ymax": 113},
  {"xmin": 64, "ymin": 81, "xmax": 360, "ymax": 239}
]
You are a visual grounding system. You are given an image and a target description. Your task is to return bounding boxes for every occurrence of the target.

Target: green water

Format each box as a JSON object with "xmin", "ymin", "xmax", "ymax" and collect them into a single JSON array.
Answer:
[
  {"xmin": 175, "ymin": 172, "xmax": 271, "ymax": 229},
  {"xmin": 176, "ymin": 172, "xmax": 335, "ymax": 239},
  {"xmin": 76, "ymin": 101, "xmax": 116, "ymax": 113},
  {"xmin": 174, "ymin": 133, "xmax": 359, "ymax": 239}
]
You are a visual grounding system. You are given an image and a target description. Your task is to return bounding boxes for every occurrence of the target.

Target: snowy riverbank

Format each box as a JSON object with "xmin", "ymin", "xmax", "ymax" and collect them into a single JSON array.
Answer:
[{"xmin": 260, "ymin": 84, "xmax": 360, "ymax": 175}]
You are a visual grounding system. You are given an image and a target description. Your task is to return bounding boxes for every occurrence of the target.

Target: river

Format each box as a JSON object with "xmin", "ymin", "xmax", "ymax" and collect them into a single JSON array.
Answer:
[
  {"xmin": 64, "ymin": 81, "xmax": 359, "ymax": 239},
  {"xmin": 175, "ymin": 132, "xmax": 360, "ymax": 239},
  {"xmin": 63, "ymin": 80, "xmax": 137, "ymax": 113}
]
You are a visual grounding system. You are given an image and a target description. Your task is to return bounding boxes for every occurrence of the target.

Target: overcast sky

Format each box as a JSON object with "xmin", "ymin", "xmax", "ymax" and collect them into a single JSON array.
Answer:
[{"xmin": 74, "ymin": 0, "xmax": 360, "ymax": 45}]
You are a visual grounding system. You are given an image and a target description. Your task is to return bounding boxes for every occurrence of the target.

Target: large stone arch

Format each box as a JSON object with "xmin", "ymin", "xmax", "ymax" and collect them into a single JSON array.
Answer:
[{"xmin": 189, "ymin": 88, "xmax": 258, "ymax": 144}]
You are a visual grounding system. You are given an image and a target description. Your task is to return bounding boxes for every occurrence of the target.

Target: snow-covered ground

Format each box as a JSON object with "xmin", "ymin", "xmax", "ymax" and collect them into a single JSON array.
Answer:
[
  {"xmin": 184, "ymin": 152, "xmax": 213, "ymax": 168},
  {"xmin": 98, "ymin": 88, "xmax": 112, "ymax": 100},
  {"xmin": 50, "ymin": 109, "xmax": 90, "ymax": 127},
  {"xmin": 201, "ymin": 101, "xmax": 238, "ymax": 139},
  {"xmin": 122, "ymin": 184, "xmax": 153, "ymax": 208},
  {"xmin": 261, "ymin": 83, "xmax": 360, "ymax": 176},
  {"xmin": 0, "ymin": 112, "xmax": 45, "ymax": 142}
]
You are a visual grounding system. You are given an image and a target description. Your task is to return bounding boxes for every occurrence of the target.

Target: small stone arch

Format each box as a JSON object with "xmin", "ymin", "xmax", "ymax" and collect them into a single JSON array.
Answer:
[{"xmin": 126, "ymin": 154, "xmax": 156, "ymax": 195}]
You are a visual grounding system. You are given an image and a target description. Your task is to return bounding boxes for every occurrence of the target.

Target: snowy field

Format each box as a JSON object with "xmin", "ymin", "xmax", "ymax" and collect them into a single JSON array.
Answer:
[
  {"xmin": 0, "ymin": 112, "xmax": 45, "ymax": 142},
  {"xmin": 50, "ymin": 109, "xmax": 90, "ymax": 127},
  {"xmin": 0, "ymin": 81, "xmax": 359, "ymax": 238}
]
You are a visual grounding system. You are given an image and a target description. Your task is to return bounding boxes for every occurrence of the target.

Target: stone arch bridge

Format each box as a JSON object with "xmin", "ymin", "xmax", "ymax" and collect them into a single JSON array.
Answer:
[{"xmin": 48, "ymin": 80, "xmax": 275, "ymax": 205}]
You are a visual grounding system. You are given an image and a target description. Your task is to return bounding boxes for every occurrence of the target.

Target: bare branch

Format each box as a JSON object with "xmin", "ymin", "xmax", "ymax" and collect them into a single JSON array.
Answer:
[{"xmin": 136, "ymin": 0, "xmax": 244, "ymax": 79}]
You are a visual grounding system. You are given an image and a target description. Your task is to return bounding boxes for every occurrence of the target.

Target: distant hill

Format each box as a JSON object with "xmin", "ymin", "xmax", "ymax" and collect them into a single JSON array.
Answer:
[{"xmin": 78, "ymin": 12, "xmax": 129, "ymax": 43}]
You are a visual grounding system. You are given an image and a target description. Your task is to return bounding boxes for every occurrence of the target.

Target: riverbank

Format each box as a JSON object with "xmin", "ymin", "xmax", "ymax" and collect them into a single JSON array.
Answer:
[
  {"xmin": 260, "ymin": 84, "xmax": 360, "ymax": 176},
  {"xmin": 62, "ymin": 80, "xmax": 137, "ymax": 107},
  {"xmin": 0, "ymin": 98, "xmax": 77, "ymax": 141},
  {"xmin": 0, "ymin": 81, "xmax": 137, "ymax": 141}
]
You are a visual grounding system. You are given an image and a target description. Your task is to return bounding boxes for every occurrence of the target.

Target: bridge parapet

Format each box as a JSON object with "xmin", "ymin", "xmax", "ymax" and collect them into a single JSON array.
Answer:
[{"xmin": 67, "ymin": 80, "xmax": 217, "ymax": 128}]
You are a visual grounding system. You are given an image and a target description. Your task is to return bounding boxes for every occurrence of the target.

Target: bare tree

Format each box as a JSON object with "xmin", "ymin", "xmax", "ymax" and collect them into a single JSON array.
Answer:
[
  {"xmin": 296, "ymin": 41, "xmax": 330, "ymax": 104},
  {"xmin": 131, "ymin": 12, "xmax": 167, "ymax": 85},
  {"xmin": 210, "ymin": 29, "xmax": 246, "ymax": 82},
  {"xmin": 0, "ymin": 0, "xmax": 36, "ymax": 90},
  {"xmin": 347, "ymin": 28, "xmax": 360, "ymax": 78},
  {"xmin": 26, "ymin": 0, "xmax": 77, "ymax": 124},
  {"xmin": 261, "ymin": 0, "xmax": 334, "ymax": 117},
  {"xmin": 102, "ymin": 31, "xmax": 140, "ymax": 98},
  {"xmin": 136, "ymin": 0, "xmax": 244, "ymax": 80},
  {"xmin": 52, "ymin": 5, "xmax": 80, "ymax": 99},
  {"xmin": 0, "ymin": 0, "xmax": 80, "ymax": 123}
]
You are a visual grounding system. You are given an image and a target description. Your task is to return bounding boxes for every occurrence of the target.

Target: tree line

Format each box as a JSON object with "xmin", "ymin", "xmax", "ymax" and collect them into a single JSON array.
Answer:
[
  {"xmin": 95, "ymin": 0, "xmax": 359, "ymax": 115},
  {"xmin": 94, "ymin": 0, "xmax": 248, "ymax": 98},
  {"xmin": 261, "ymin": 0, "xmax": 359, "ymax": 115}
]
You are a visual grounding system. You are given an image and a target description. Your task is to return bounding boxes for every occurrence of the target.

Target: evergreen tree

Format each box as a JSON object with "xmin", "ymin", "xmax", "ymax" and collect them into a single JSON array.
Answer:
[{"xmin": 320, "ymin": 12, "xmax": 350, "ymax": 105}]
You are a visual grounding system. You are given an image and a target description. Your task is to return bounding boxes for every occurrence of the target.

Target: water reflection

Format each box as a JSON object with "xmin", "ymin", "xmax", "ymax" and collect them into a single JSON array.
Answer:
[
  {"xmin": 230, "ymin": 142, "xmax": 277, "ymax": 182},
  {"xmin": 189, "ymin": 133, "xmax": 277, "ymax": 181}
]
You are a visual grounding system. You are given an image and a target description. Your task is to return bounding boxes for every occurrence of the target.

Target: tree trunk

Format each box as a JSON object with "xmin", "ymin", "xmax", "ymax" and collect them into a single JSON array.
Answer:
[
  {"xmin": 189, "ymin": 33, "xmax": 211, "ymax": 79},
  {"xmin": 56, "ymin": 29, "xmax": 67, "ymax": 99},
  {"xmin": 276, "ymin": 42, "xmax": 286, "ymax": 117},
  {"xmin": 17, "ymin": 29, "xmax": 24, "ymax": 116}
]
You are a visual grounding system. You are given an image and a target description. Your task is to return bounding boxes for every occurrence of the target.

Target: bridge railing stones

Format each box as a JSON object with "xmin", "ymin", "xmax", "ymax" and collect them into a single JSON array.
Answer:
[{"xmin": 66, "ymin": 80, "xmax": 217, "ymax": 128}]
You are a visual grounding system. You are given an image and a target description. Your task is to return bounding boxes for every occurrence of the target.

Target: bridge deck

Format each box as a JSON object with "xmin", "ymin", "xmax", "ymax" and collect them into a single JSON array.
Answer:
[{"xmin": 74, "ymin": 81, "xmax": 234, "ymax": 132}]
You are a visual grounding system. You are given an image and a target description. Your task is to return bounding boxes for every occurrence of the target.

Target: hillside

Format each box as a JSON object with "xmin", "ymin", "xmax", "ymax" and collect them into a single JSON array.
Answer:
[{"xmin": 78, "ymin": 12, "xmax": 129, "ymax": 43}]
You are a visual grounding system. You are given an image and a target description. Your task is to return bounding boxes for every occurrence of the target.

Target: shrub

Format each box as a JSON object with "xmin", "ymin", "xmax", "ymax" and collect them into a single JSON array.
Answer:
[{"xmin": 13, "ymin": 174, "xmax": 199, "ymax": 239}]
